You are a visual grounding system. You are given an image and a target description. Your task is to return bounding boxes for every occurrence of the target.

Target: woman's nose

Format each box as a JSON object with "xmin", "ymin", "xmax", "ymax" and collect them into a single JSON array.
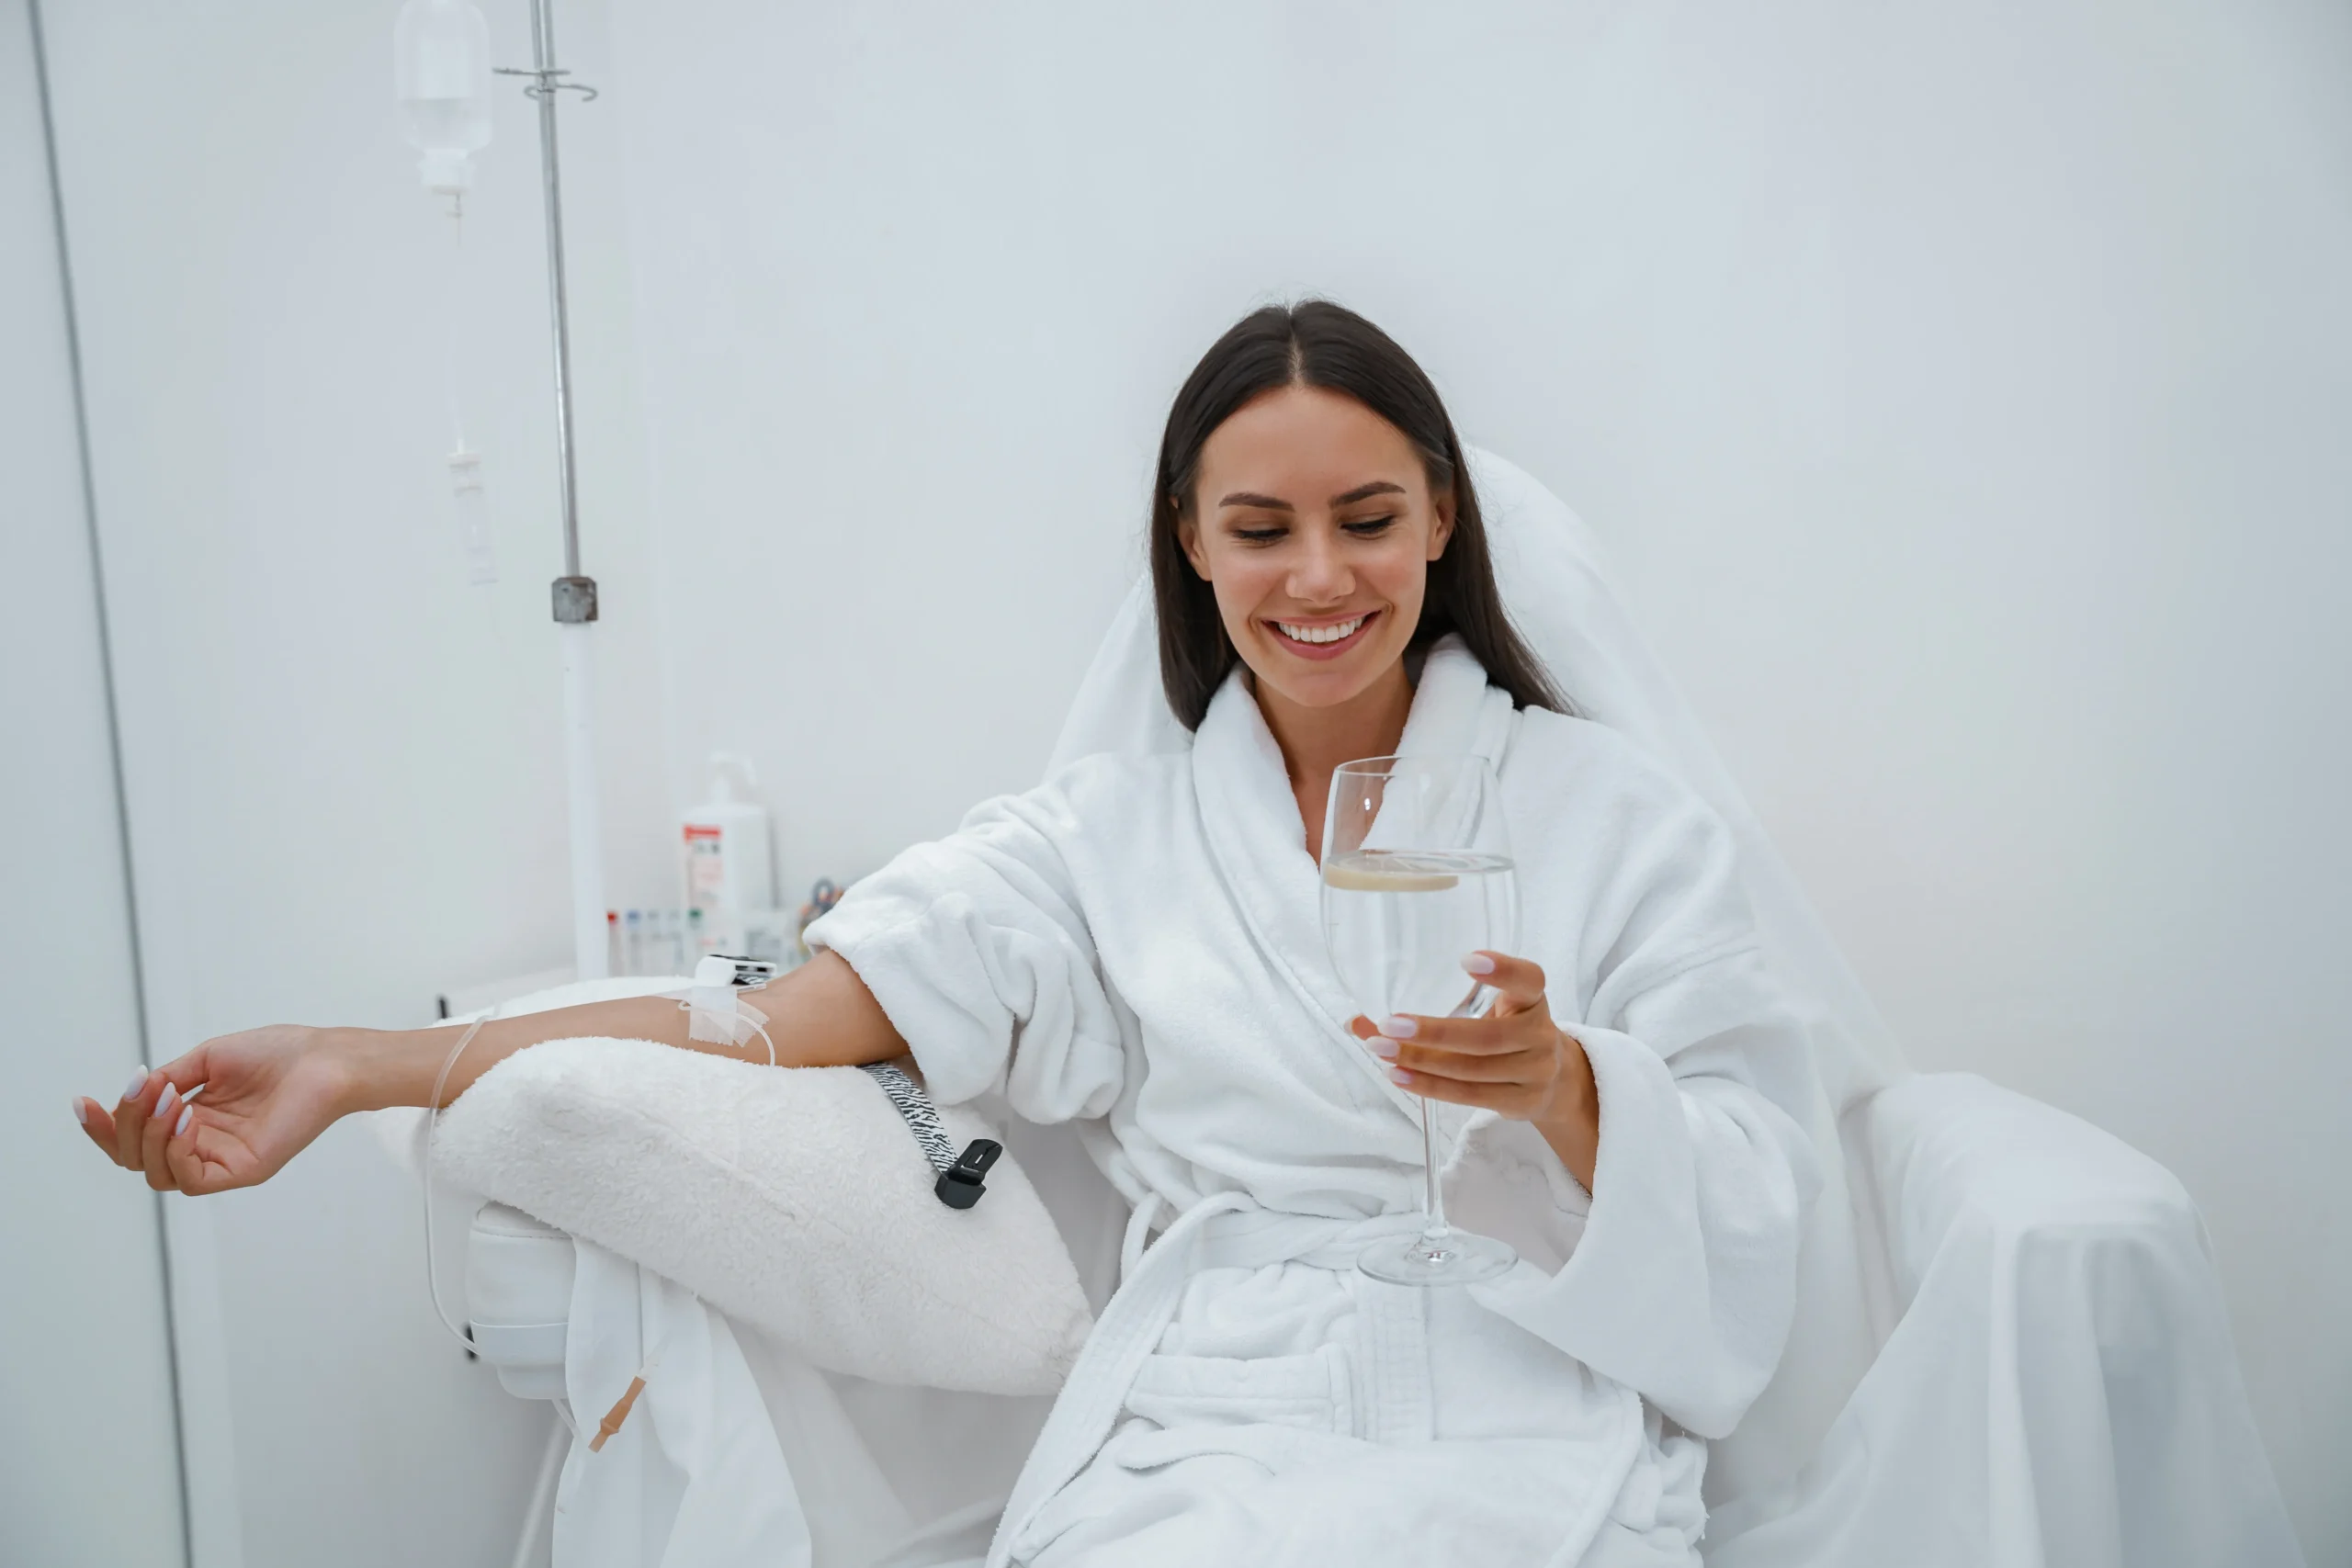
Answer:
[{"xmin": 1287, "ymin": 529, "xmax": 1352, "ymax": 604}]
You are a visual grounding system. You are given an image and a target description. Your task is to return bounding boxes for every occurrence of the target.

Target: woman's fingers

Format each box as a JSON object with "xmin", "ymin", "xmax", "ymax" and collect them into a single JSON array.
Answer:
[
  {"xmin": 139, "ymin": 1081, "xmax": 185, "ymax": 1191},
  {"xmin": 1467, "ymin": 951, "xmax": 1547, "ymax": 1011},
  {"xmin": 1388, "ymin": 1064, "xmax": 1541, "ymax": 1117},
  {"xmin": 110, "ymin": 1068, "xmax": 157, "ymax": 1168},
  {"xmin": 1354, "ymin": 953, "xmax": 1561, "ymax": 1107},
  {"xmin": 1371, "ymin": 953, "xmax": 1551, "ymax": 1053},
  {"xmin": 1376, "ymin": 1015, "xmax": 1519, "ymax": 1055},
  {"xmin": 165, "ymin": 1114, "xmax": 226, "ymax": 1196},
  {"xmin": 1385, "ymin": 1041, "xmax": 1554, "ymax": 1083},
  {"xmin": 164, "ymin": 1130, "xmax": 205, "ymax": 1193},
  {"xmin": 1375, "ymin": 1006, "xmax": 1548, "ymax": 1055},
  {"xmin": 153, "ymin": 1043, "xmax": 211, "ymax": 1097},
  {"xmin": 77, "ymin": 1099, "xmax": 123, "ymax": 1161}
]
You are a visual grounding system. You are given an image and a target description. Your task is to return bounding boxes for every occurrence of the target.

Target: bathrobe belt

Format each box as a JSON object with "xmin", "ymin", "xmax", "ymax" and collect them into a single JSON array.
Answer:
[{"xmin": 991, "ymin": 1195, "xmax": 1433, "ymax": 1567}]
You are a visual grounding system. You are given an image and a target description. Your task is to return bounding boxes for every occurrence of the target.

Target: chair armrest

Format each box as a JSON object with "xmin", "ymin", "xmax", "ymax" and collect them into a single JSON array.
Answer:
[
  {"xmin": 1851, "ymin": 1071, "xmax": 2195, "ymax": 1315},
  {"xmin": 1783, "ymin": 1072, "xmax": 2307, "ymax": 1568}
]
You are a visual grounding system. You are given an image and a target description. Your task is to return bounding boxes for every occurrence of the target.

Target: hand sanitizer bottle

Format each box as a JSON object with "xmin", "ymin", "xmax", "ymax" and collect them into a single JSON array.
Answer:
[{"xmin": 681, "ymin": 752, "xmax": 775, "ymax": 956}]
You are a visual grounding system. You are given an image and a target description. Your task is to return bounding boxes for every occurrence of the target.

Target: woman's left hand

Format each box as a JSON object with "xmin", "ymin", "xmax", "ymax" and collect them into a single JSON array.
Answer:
[{"xmin": 1350, "ymin": 951, "xmax": 1600, "ymax": 1189}]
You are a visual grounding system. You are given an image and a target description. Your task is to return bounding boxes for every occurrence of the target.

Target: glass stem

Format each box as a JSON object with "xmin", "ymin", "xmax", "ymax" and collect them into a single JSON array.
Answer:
[{"xmin": 1420, "ymin": 1100, "xmax": 1451, "ymax": 1239}]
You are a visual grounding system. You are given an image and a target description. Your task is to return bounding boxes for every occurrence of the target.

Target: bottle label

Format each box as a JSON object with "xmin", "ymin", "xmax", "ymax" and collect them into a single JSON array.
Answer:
[{"xmin": 684, "ymin": 825, "xmax": 726, "ymax": 907}]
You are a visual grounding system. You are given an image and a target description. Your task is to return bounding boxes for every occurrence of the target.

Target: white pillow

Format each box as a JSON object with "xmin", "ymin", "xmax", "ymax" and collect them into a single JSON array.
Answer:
[{"xmin": 430, "ymin": 1032, "xmax": 1094, "ymax": 1397}]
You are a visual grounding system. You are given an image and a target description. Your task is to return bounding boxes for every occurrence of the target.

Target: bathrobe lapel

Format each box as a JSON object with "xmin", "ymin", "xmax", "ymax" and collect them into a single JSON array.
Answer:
[{"xmin": 1187, "ymin": 637, "xmax": 1519, "ymax": 1120}]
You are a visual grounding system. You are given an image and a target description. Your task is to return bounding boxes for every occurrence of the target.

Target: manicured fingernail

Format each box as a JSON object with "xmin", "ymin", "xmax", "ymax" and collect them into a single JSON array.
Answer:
[
  {"xmin": 175, "ymin": 1106, "xmax": 193, "ymax": 1137},
  {"xmin": 1379, "ymin": 1016, "xmax": 1417, "ymax": 1039},
  {"xmin": 180, "ymin": 1083, "xmax": 206, "ymax": 1103},
  {"xmin": 153, "ymin": 1084, "xmax": 178, "ymax": 1121},
  {"xmin": 1387, "ymin": 1067, "xmax": 1413, "ymax": 1085},
  {"xmin": 1464, "ymin": 953, "xmax": 1496, "ymax": 976},
  {"xmin": 1367, "ymin": 1036, "xmax": 1399, "ymax": 1060},
  {"xmin": 73, "ymin": 1098, "xmax": 89, "ymax": 1126},
  {"xmin": 123, "ymin": 1066, "xmax": 148, "ymax": 1100}
]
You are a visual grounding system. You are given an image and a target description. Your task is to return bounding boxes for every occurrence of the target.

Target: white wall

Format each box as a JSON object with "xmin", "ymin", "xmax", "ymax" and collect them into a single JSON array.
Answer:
[
  {"xmin": 22, "ymin": 0, "xmax": 2349, "ymax": 1563},
  {"xmin": 0, "ymin": 4, "xmax": 187, "ymax": 1562}
]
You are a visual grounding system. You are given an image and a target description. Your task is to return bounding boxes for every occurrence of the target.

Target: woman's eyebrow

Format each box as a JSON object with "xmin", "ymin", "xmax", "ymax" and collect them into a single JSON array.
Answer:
[{"xmin": 1217, "ymin": 480, "xmax": 1408, "ymax": 511}]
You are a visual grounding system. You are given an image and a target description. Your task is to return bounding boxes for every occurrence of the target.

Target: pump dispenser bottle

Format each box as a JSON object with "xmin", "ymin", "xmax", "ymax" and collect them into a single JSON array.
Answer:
[{"xmin": 681, "ymin": 751, "xmax": 775, "ymax": 957}]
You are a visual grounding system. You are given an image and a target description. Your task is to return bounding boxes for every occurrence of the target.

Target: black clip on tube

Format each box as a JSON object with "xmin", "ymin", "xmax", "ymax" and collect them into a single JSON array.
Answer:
[{"xmin": 935, "ymin": 1139, "xmax": 1002, "ymax": 1210}]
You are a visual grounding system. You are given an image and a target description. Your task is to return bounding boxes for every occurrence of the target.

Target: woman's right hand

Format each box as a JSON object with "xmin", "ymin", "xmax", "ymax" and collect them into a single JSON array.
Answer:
[{"xmin": 75, "ymin": 1026, "xmax": 356, "ymax": 1196}]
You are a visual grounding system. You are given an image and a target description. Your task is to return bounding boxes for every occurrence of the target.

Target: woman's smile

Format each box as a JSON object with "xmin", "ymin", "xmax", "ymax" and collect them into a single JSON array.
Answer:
[{"xmin": 1266, "ymin": 608, "xmax": 1381, "ymax": 660}]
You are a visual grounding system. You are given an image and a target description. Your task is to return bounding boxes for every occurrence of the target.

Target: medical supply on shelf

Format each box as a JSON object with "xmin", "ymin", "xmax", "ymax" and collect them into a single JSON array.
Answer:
[
  {"xmin": 614, "ymin": 908, "xmax": 776, "ymax": 975},
  {"xmin": 740, "ymin": 908, "xmax": 797, "ymax": 969},
  {"xmin": 681, "ymin": 753, "xmax": 776, "ymax": 957}
]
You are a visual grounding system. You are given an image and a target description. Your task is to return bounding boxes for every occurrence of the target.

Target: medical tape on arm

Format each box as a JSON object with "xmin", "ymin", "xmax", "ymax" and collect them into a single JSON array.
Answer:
[{"xmin": 668, "ymin": 955, "xmax": 778, "ymax": 1064}]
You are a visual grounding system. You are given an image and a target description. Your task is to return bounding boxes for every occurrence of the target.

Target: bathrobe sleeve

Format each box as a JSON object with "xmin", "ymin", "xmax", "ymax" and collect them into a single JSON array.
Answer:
[
  {"xmin": 1474, "ymin": 720, "xmax": 1824, "ymax": 1440},
  {"xmin": 802, "ymin": 775, "xmax": 1129, "ymax": 1126}
]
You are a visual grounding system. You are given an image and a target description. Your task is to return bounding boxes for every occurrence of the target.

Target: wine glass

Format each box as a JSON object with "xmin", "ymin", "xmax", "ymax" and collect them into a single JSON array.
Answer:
[{"xmin": 1322, "ymin": 754, "xmax": 1521, "ymax": 1286}]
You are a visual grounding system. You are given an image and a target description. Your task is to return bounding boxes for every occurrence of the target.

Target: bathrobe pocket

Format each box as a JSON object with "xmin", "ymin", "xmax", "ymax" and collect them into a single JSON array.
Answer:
[{"xmin": 1123, "ymin": 1342, "xmax": 1355, "ymax": 1439}]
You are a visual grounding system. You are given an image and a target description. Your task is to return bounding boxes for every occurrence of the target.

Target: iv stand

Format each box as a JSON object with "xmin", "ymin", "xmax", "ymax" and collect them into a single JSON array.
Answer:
[{"xmin": 499, "ymin": 0, "xmax": 608, "ymax": 980}]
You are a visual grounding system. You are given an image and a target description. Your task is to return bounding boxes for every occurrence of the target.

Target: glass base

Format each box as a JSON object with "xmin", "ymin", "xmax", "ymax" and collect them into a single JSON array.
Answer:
[{"xmin": 1356, "ymin": 1226, "xmax": 1518, "ymax": 1287}]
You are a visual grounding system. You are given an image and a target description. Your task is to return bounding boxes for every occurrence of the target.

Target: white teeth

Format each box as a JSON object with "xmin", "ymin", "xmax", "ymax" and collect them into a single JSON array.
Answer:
[{"xmin": 1275, "ymin": 615, "xmax": 1365, "ymax": 645}]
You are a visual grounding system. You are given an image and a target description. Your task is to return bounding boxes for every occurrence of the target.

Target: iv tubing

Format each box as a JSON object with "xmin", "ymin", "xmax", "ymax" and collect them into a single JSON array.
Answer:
[{"xmin": 422, "ymin": 1013, "xmax": 492, "ymax": 1351}]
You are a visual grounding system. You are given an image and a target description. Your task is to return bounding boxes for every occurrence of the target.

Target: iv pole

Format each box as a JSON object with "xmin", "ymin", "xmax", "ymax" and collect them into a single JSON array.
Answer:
[{"xmin": 500, "ymin": 0, "xmax": 607, "ymax": 980}]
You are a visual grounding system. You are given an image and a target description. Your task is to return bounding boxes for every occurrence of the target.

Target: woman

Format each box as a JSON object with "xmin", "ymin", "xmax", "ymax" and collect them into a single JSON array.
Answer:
[{"xmin": 80, "ymin": 301, "xmax": 1818, "ymax": 1567}]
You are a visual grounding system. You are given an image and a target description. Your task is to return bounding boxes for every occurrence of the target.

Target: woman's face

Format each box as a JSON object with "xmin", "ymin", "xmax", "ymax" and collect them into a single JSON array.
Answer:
[{"xmin": 1179, "ymin": 385, "xmax": 1453, "ymax": 717}]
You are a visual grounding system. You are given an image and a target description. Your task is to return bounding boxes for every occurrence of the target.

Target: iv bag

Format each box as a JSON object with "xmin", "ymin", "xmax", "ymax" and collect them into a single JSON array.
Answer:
[{"xmin": 395, "ymin": 0, "xmax": 493, "ymax": 196}]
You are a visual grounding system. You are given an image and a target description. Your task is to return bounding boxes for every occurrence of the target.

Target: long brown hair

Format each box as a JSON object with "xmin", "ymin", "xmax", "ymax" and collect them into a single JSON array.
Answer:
[{"xmin": 1150, "ymin": 300, "xmax": 1566, "ymax": 729}]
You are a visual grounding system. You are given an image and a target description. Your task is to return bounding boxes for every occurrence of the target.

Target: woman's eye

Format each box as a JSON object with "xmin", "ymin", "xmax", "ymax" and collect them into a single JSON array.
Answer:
[
  {"xmin": 1343, "ymin": 515, "xmax": 1397, "ymax": 536},
  {"xmin": 1233, "ymin": 526, "xmax": 1287, "ymax": 544}
]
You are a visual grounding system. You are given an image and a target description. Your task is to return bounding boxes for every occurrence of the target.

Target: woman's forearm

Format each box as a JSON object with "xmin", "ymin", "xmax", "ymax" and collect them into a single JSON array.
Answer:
[{"xmin": 332, "ymin": 950, "xmax": 907, "ymax": 1113}]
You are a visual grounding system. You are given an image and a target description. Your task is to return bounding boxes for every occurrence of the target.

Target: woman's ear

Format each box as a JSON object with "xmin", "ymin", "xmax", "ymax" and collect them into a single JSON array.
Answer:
[
  {"xmin": 1177, "ymin": 512, "xmax": 1214, "ymax": 581},
  {"xmin": 1427, "ymin": 489, "xmax": 1457, "ymax": 561}
]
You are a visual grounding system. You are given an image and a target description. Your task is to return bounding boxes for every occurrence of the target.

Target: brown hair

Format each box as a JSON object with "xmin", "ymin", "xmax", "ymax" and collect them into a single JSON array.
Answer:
[{"xmin": 1150, "ymin": 299, "xmax": 1566, "ymax": 728}]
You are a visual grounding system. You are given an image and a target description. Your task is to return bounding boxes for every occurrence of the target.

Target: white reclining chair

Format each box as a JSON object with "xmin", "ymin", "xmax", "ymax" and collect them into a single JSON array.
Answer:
[{"xmin": 447, "ymin": 455, "xmax": 2302, "ymax": 1568}]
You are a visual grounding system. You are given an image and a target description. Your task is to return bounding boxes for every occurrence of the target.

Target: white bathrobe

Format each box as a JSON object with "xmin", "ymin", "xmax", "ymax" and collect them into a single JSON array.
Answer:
[{"xmin": 808, "ymin": 637, "xmax": 1822, "ymax": 1568}]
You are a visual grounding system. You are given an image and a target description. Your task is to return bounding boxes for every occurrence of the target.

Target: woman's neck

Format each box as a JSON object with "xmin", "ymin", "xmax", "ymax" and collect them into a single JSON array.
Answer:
[{"xmin": 1254, "ymin": 659, "xmax": 1416, "ymax": 860}]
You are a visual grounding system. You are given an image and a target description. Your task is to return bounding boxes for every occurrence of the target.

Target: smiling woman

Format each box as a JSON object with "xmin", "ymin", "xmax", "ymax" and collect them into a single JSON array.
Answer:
[{"xmin": 1149, "ymin": 302, "xmax": 1565, "ymax": 745}]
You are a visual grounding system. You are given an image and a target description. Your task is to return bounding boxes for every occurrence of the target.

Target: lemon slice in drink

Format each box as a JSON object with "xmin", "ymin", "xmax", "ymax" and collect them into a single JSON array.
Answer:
[{"xmin": 1320, "ymin": 851, "xmax": 1461, "ymax": 893}]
